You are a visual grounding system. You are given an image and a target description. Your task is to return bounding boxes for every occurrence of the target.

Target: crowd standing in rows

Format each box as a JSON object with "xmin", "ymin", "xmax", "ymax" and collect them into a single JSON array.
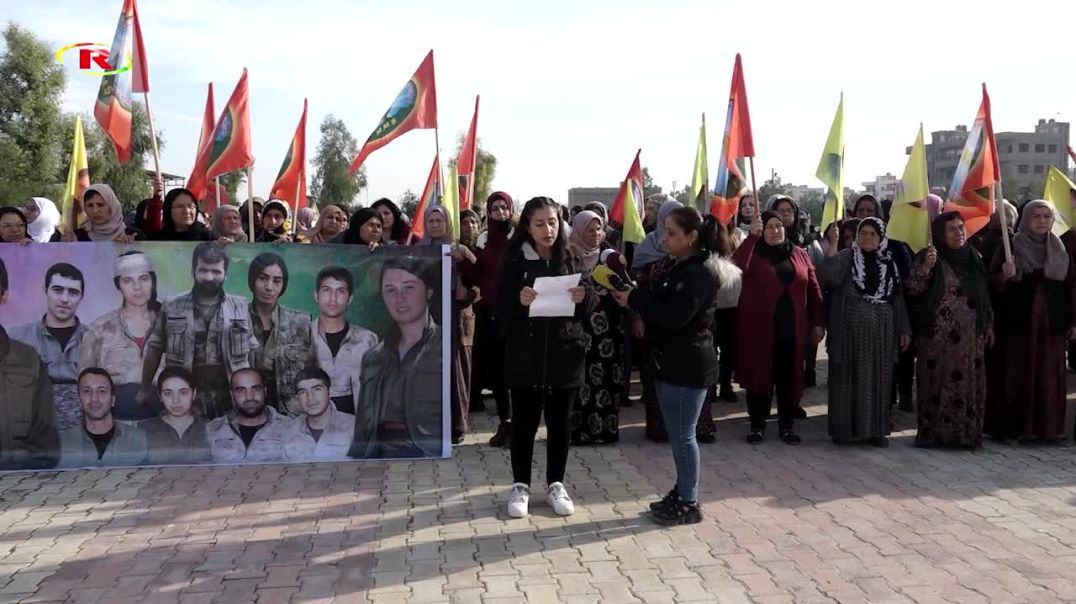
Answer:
[{"xmin": 2, "ymin": 181, "xmax": 1075, "ymax": 526}]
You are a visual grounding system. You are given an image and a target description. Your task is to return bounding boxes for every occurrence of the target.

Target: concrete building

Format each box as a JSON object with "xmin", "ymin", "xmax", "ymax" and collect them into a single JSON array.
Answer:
[
  {"xmin": 567, "ymin": 185, "xmax": 664, "ymax": 211},
  {"xmin": 862, "ymin": 173, "xmax": 899, "ymax": 200},
  {"xmin": 786, "ymin": 185, "xmax": 824, "ymax": 203},
  {"xmin": 915, "ymin": 119, "xmax": 1070, "ymax": 200}
]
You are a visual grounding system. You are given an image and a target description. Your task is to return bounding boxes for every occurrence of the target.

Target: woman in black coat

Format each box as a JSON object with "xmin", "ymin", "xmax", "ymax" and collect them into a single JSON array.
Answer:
[
  {"xmin": 497, "ymin": 196, "xmax": 596, "ymax": 520},
  {"xmin": 612, "ymin": 207, "xmax": 723, "ymax": 526}
]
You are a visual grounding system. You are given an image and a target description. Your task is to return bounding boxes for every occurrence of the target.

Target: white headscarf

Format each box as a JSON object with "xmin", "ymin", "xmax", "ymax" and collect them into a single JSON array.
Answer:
[{"xmin": 27, "ymin": 197, "xmax": 60, "ymax": 242}]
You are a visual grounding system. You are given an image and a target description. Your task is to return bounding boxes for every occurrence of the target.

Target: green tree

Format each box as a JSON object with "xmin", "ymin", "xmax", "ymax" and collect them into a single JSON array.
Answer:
[
  {"xmin": 757, "ymin": 172, "xmax": 790, "ymax": 203},
  {"xmin": 799, "ymin": 190, "xmax": 825, "ymax": 226},
  {"xmin": 449, "ymin": 135, "xmax": 497, "ymax": 213},
  {"xmin": 217, "ymin": 171, "xmax": 246, "ymax": 204},
  {"xmin": 0, "ymin": 22, "xmax": 67, "ymax": 202},
  {"xmin": 310, "ymin": 115, "xmax": 367, "ymax": 208},
  {"xmin": 398, "ymin": 188, "xmax": 419, "ymax": 219}
]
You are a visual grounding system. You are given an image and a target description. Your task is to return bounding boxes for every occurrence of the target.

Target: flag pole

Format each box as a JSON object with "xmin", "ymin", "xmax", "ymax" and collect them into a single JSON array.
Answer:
[
  {"xmin": 142, "ymin": 92, "xmax": 163, "ymax": 184},
  {"xmin": 434, "ymin": 126, "xmax": 444, "ymax": 202},
  {"xmin": 996, "ymin": 181, "xmax": 1012, "ymax": 263},
  {"xmin": 246, "ymin": 166, "xmax": 256, "ymax": 239},
  {"xmin": 291, "ymin": 177, "xmax": 301, "ymax": 237},
  {"xmin": 215, "ymin": 176, "xmax": 221, "ymax": 208}
]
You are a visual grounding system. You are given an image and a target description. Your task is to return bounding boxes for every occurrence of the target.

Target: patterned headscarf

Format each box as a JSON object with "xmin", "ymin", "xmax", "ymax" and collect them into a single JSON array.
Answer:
[{"xmin": 850, "ymin": 216, "xmax": 899, "ymax": 304}]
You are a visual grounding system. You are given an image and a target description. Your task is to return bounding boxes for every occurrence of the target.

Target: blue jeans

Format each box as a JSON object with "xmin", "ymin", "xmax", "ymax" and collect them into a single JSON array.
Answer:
[{"xmin": 655, "ymin": 381, "xmax": 707, "ymax": 503}]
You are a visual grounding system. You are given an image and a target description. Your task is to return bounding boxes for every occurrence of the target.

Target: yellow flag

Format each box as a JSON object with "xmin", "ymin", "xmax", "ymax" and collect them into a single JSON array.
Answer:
[
  {"xmin": 816, "ymin": 94, "xmax": 844, "ymax": 231},
  {"xmin": 691, "ymin": 114, "xmax": 708, "ymax": 212},
  {"xmin": 61, "ymin": 115, "xmax": 90, "ymax": 232},
  {"xmin": 442, "ymin": 162, "xmax": 460, "ymax": 239},
  {"xmin": 1043, "ymin": 165, "xmax": 1076, "ymax": 236},
  {"xmin": 888, "ymin": 124, "xmax": 931, "ymax": 252}
]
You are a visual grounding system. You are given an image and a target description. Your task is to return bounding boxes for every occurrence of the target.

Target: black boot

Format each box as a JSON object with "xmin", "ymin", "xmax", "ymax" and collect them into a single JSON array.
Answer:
[
  {"xmin": 489, "ymin": 421, "xmax": 511, "ymax": 448},
  {"xmin": 652, "ymin": 497, "xmax": 702, "ymax": 525}
]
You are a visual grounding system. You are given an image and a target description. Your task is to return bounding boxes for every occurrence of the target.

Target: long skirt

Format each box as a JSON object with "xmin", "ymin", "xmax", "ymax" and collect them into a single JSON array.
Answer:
[{"xmin": 828, "ymin": 299, "xmax": 896, "ymax": 441}]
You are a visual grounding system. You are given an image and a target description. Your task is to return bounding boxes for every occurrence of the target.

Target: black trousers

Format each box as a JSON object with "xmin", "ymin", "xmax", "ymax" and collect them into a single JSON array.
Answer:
[
  {"xmin": 714, "ymin": 307, "xmax": 738, "ymax": 386},
  {"xmin": 746, "ymin": 337, "xmax": 797, "ymax": 431},
  {"xmin": 473, "ymin": 306, "xmax": 512, "ymax": 422},
  {"xmin": 892, "ymin": 342, "xmax": 916, "ymax": 405},
  {"xmin": 510, "ymin": 387, "xmax": 575, "ymax": 486}
]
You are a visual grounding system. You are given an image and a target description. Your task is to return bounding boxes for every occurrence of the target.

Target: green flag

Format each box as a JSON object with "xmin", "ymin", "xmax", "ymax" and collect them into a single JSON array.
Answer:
[
  {"xmin": 691, "ymin": 114, "xmax": 709, "ymax": 212},
  {"xmin": 816, "ymin": 94, "xmax": 845, "ymax": 231}
]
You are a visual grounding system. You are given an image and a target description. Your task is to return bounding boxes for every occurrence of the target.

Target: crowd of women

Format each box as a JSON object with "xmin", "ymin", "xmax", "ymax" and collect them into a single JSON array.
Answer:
[{"xmin": 2, "ymin": 182, "xmax": 1074, "ymax": 526}]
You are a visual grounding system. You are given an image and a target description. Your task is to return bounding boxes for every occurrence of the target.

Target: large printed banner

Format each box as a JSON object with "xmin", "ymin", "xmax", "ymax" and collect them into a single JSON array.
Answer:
[{"xmin": 0, "ymin": 242, "xmax": 450, "ymax": 472}]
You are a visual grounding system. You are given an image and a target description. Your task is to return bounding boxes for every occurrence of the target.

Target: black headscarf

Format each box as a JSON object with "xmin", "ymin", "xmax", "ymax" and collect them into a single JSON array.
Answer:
[
  {"xmin": 918, "ymin": 211, "xmax": 991, "ymax": 335},
  {"xmin": 340, "ymin": 207, "xmax": 382, "ymax": 245},
  {"xmin": 754, "ymin": 210, "xmax": 794, "ymax": 263},
  {"xmin": 766, "ymin": 195, "xmax": 810, "ymax": 247}
]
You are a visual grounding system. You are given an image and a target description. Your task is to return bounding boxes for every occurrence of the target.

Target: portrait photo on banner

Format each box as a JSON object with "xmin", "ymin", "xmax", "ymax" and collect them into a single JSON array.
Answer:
[{"xmin": 0, "ymin": 241, "xmax": 450, "ymax": 472}]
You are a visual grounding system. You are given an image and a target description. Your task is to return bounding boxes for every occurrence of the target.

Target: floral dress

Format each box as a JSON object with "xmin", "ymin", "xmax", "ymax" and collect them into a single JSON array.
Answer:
[
  {"xmin": 906, "ymin": 262, "xmax": 992, "ymax": 448},
  {"xmin": 570, "ymin": 266, "xmax": 627, "ymax": 444}
]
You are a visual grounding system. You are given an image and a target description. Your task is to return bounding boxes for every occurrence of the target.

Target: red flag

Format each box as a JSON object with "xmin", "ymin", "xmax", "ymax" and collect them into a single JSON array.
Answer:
[
  {"xmin": 187, "ymin": 82, "xmax": 215, "ymax": 204},
  {"xmin": 412, "ymin": 155, "xmax": 441, "ymax": 240},
  {"xmin": 1068, "ymin": 145, "xmax": 1076, "ymax": 165},
  {"xmin": 349, "ymin": 51, "xmax": 438, "ymax": 175},
  {"xmin": 269, "ymin": 99, "xmax": 308, "ymax": 211},
  {"xmin": 711, "ymin": 53, "xmax": 755, "ymax": 224},
  {"xmin": 457, "ymin": 95, "xmax": 480, "ymax": 210},
  {"xmin": 944, "ymin": 83, "xmax": 999, "ymax": 236},
  {"xmin": 610, "ymin": 151, "xmax": 643, "ymax": 224},
  {"xmin": 205, "ymin": 69, "xmax": 253, "ymax": 181},
  {"xmin": 128, "ymin": 0, "xmax": 149, "ymax": 93},
  {"xmin": 94, "ymin": 0, "xmax": 149, "ymax": 163}
]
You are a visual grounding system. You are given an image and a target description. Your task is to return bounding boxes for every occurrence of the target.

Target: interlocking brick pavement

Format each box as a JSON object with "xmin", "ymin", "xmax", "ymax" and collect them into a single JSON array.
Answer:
[{"xmin": 0, "ymin": 369, "xmax": 1075, "ymax": 603}]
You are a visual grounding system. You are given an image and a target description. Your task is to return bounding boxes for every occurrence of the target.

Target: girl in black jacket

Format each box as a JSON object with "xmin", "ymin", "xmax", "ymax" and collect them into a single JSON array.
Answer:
[
  {"xmin": 612, "ymin": 207, "xmax": 724, "ymax": 525},
  {"xmin": 497, "ymin": 197, "xmax": 596, "ymax": 519}
]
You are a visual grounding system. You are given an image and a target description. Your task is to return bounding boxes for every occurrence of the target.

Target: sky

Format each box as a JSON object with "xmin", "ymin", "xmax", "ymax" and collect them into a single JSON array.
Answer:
[{"xmin": 7, "ymin": 0, "xmax": 1076, "ymax": 206}]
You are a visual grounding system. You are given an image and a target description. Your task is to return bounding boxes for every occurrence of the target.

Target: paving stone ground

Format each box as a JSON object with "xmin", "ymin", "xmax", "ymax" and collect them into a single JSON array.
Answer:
[{"xmin": 1, "ymin": 367, "xmax": 1075, "ymax": 603}]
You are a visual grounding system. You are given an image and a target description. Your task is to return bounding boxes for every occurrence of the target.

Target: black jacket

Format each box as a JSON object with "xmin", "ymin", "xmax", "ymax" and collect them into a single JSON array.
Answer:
[
  {"xmin": 497, "ymin": 242, "xmax": 598, "ymax": 389},
  {"xmin": 629, "ymin": 252, "xmax": 720, "ymax": 388}
]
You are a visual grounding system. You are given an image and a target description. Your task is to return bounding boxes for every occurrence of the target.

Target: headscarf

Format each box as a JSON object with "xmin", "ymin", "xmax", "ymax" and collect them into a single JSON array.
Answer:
[
  {"xmin": 920, "ymin": 211, "xmax": 991, "ymax": 335},
  {"xmin": 852, "ymin": 194, "xmax": 884, "ymax": 220},
  {"xmin": 766, "ymin": 194, "xmax": 809, "ymax": 247},
  {"xmin": 113, "ymin": 251, "xmax": 155, "ymax": 278},
  {"xmin": 418, "ymin": 205, "xmax": 452, "ymax": 246},
  {"xmin": 83, "ymin": 184, "xmax": 127, "ymax": 242},
  {"xmin": 258, "ymin": 199, "xmax": 290, "ymax": 242},
  {"xmin": 754, "ymin": 210, "xmax": 794, "ymax": 262},
  {"xmin": 987, "ymin": 199, "xmax": 1018, "ymax": 232},
  {"xmin": 850, "ymin": 217, "xmax": 899, "ymax": 304},
  {"xmin": 568, "ymin": 210, "xmax": 603, "ymax": 271},
  {"xmin": 838, "ymin": 218, "xmax": 861, "ymax": 251},
  {"xmin": 1012, "ymin": 200, "xmax": 1069, "ymax": 281},
  {"xmin": 302, "ymin": 204, "xmax": 346, "ymax": 244},
  {"xmin": 296, "ymin": 207, "xmax": 318, "ymax": 232},
  {"xmin": 925, "ymin": 194, "xmax": 944, "ymax": 222},
  {"xmin": 633, "ymin": 199, "xmax": 682, "ymax": 269},
  {"xmin": 483, "ymin": 191, "xmax": 515, "ymax": 245},
  {"xmin": 26, "ymin": 197, "xmax": 60, "ymax": 242},
  {"xmin": 459, "ymin": 208, "xmax": 480, "ymax": 248},
  {"xmin": 211, "ymin": 205, "xmax": 247, "ymax": 242},
  {"xmin": 583, "ymin": 201, "xmax": 608, "ymax": 224},
  {"xmin": 341, "ymin": 207, "xmax": 382, "ymax": 245}
]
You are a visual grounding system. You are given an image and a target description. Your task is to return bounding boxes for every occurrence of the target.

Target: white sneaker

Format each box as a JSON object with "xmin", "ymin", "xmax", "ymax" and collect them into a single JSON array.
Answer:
[
  {"xmin": 507, "ymin": 483, "xmax": 530, "ymax": 518},
  {"xmin": 546, "ymin": 482, "xmax": 575, "ymax": 516}
]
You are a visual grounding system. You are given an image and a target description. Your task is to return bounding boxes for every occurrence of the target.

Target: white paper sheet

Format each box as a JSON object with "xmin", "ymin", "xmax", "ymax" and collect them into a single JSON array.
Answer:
[{"xmin": 528, "ymin": 274, "xmax": 582, "ymax": 318}]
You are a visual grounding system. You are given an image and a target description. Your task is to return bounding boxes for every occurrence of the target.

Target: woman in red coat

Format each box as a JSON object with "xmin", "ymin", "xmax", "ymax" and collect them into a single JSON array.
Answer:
[{"xmin": 733, "ymin": 211, "xmax": 825, "ymax": 444}]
